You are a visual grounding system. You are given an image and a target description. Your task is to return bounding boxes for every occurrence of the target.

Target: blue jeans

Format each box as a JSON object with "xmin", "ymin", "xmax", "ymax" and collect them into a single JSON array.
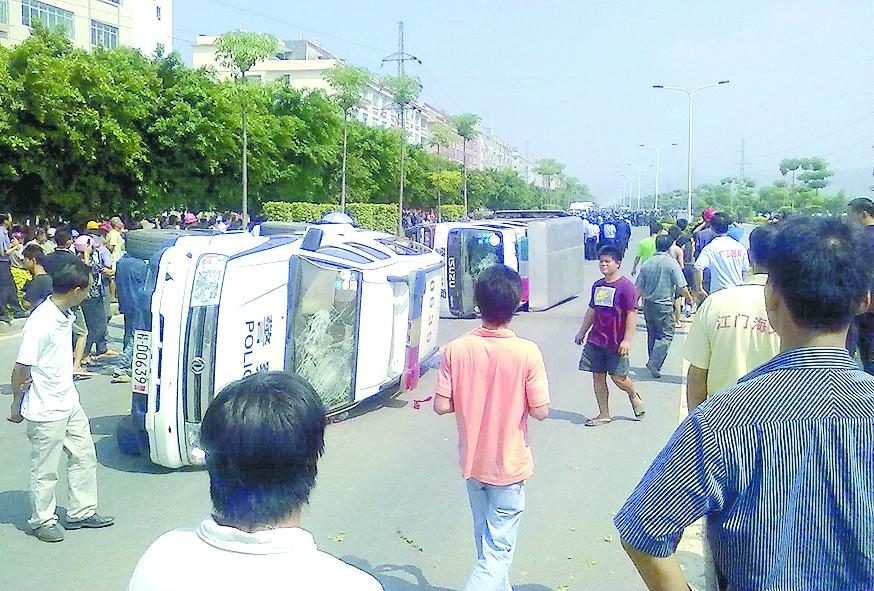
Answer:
[{"xmin": 463, "ymin": 478, "xmax": 525, "ymax": 591}]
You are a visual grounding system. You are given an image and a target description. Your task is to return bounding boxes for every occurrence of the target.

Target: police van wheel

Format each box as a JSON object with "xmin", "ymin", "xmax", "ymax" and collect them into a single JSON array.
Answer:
[{"xmin": 116, "ymin": 419, "xmax": 145, "ymax": 456}]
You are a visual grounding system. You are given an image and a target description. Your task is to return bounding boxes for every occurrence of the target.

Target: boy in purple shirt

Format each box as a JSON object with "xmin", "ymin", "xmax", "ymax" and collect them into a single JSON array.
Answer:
[{"xmin": 574, "ymin": 245, "xmax": 644, "ymax": 426}]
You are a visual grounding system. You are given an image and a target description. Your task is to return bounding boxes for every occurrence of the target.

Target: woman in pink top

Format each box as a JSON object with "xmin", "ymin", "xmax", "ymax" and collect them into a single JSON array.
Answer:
[{"xmin": 434, "ymin": 265, "xmax": 550, "ymax": 591}]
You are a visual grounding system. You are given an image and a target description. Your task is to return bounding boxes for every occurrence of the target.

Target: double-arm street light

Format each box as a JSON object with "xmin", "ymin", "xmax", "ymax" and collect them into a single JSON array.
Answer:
[
  {"xmin": 653, "ymin": 80, "xmax": 730, "ymax": 221},
  {"xmin": 640, "ymin": 143, "xmax": 678, "ymax": 211}
]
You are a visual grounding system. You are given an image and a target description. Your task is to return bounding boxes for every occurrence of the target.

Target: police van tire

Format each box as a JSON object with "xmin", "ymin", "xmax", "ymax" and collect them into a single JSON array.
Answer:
[
  {"xmin": 125, "ymin": 229, "xmax": 188, "ymax": 260},
  {"xmin": 116, "ymin": 418, "xmax": 146, "ymax": 456}
]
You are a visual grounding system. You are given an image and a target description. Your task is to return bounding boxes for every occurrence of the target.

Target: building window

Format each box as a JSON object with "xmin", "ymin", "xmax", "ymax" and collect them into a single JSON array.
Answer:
[
  {"xmin": 0, "ymin": 0, "xmax": 7, "ymax": 25},
  {"xmin": 101, "ymin": 0, "xmax": 121, "ymax": 4},
  {"xmin": 245, "ymin": 74, "xmax": 262, "ymax": 82},
  {"xmin": 91, "ymin": 20, "xmax": 118, "ymax": 49},
  {"xmin": 156, "ymin": 6, "xmax": 162, "ymax": 20},
  {"xmin": 21, "ymin": 0, "xmax": 75, "ymax": 39}
]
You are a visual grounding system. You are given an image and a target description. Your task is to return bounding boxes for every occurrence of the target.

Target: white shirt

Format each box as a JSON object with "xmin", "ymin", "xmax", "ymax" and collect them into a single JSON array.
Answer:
[
  {"xmin": 586, "ymin": 223, "xmax": 600, "ymax": 239},
  {"xmin": 129, "ymin": 518, "xmax": 383, "ymax": 591},
  {"xmin": 17, "ymin": 298, "xmax": 79, "ymax": 422},
  {"xmin": 694, "ymin": 235, "xmax": 749, "ymax": 293},
  {"xmin": 603, "ymin": 223, "xmax": 617, "ymax": 239}
]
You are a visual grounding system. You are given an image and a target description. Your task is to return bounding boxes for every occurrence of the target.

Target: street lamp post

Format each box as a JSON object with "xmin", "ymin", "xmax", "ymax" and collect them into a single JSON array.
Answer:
[
  {"xmin": 652, "ymin": 80, "xmax": 729, "ymax": 221},
  {"xmin": 640, "ymin": 143, "xmax": 678, "ymax": 211}
]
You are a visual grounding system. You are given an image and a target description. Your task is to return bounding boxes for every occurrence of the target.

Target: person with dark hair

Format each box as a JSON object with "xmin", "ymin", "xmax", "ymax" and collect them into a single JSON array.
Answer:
[
  {"xmin": 26, "ymin": 227, "xmax": 55, "ymax": 255},
  {"xmin": 666, "ymin": 226, "xmax": 687, "ymax": 326},
  {"xmin": 8, "ymin": 262, "xmax": 114, "ymax": 543},
  {"xmin": 45, "ymin": 228, "xmax": 90, "ymax": 377},
  {"xmin": 635, "ymin": 235, "xmax": 692, "ymax": 378},
  {"xmin": 21, "ymin": 245, "xmax": 52, "ymax": 312},
  {"xmin": 693, "ymin": 212, "xmax": 749, "ymax": 298},
  {"xmin": 434, "ymin": 264, "xmax": 550, "ymax": 590},
  {"xmin": 130, "ymin": 371, "xmax": 380, "ymax": 590},
  {"xmin": 630, "ymin": 222, "xmax": 664, "ymax": 277},
  {"xmin": 684, "ymin": 223, "xmax": 782, "ymax": 410},
  {"xmin": 615, "ymin": 216, "xmax": 632, "ymax": 259},
  {"xmin": 693, "ymin": 207, "xmax": 718, "ymax": 257},
  {"xmin": 617, "ymin": 215, "xmax": 874, "ymax": 590},
  {"xmin": 0, "ymin": 213, "xmax": 27, "ymax": 320},
  {"xmin": 584, "ymin": 217, "xmax": 600, "ymax": 260},
  {"xmin": 575, "ymin": 245, "xmax": 644, "ymax": 425},
  {"xmin": 846, "ymin": 197, "xmax": 874, "ymax": 374}
]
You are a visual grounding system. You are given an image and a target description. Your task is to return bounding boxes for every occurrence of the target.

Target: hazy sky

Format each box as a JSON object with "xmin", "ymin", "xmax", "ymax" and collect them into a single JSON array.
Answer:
[{"xmin": 173, "ymin": 0, "xmax": 874, "ymax": 201}]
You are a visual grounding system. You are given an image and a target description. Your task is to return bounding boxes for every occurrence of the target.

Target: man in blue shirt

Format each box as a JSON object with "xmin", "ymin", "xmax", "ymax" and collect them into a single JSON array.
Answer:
[{"xmin": 615, "ymin": 215, "xmax": 874, "ymax": 590}]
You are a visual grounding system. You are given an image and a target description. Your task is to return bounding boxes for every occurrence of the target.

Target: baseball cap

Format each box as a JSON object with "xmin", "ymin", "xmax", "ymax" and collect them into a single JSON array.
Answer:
[
  {"xmin": 702, "ymin": 208, "xmax": 717, "ymax": 221},
  {"xmin": 85, "ymin": 220, "xmax": 100, "ymax": 231},
  {"xmin": 183, "ymin": 213, "xmax": 197, "ymax": 225}
]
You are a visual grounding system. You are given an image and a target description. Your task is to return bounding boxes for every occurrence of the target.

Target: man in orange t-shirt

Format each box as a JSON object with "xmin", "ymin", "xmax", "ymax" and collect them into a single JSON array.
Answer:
[{"xmin": 434, "ymin": 264, "xmax": 550, "ymax": 591}]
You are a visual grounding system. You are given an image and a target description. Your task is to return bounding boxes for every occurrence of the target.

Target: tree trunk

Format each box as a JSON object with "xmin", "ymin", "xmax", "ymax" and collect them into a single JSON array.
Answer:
[
  {"xmin": 242, "ymin": 102, "xmax": 248, "ymax": 227},
  {"xmin": 462, "ymin": 138, "xmax": 468, "ymax": 219},
  {"xmin": 340, "ymin": 112, "xmax": 348, "ymax": 210},
  {"xmin": 436, "ymin": 144, "xmax": 442, "ymax": 222},
  {"xmin": 398, "ymin": 107, "xmax": 406, "ymax": 236}
]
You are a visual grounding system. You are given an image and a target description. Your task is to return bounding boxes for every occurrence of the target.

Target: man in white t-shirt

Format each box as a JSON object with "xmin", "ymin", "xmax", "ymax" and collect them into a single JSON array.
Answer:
[
  {"xmin": 585, "ymin": 219, "xmax": 601, "ymax": 260},
  {"xmin": 8, "ymin": 262, "xmax": 114, "ymax": 543},
  {"xmin": 693, "ymin": 212, "xmax": 749, "ymax": 298},
  {"xmin": 129, "ymin": 372, "xmax": 382, "ymax": 591}
]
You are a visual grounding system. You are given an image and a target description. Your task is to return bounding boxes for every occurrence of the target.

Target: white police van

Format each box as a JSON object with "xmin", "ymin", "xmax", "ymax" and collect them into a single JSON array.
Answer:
[{"xmin": 123, "ymin": 224, "xmax": 442, "ymax": 468}]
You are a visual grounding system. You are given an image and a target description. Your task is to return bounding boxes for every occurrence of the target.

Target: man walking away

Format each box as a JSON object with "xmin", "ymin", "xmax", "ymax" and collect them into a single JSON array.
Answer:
[
  {"xmin": 111, "ymin": 254, "xmax": 149, "ymax": 383},
  {"xmin": 684, "ymin": 223, "xmax": 782, "ymax": 410},
  {"xmin": 636, "ymin": 235, "xmax": 692, "ymax": 378},
  {"xmin": 434, "ymin": 265, "xmax": 550, "ymax": 591},
  {"xmin": 8, "ymin": 263, "xmax": 114, "ymax": 543},
  {"xmin": 692, "ymin": 207, "xmax": 717, "ymax": 257},
  {"xmin": 693, "ymin": 213, "xmax": 748, "ymax": 299},
  {"xmin": 616, "ymin": 217, "xmax": 632, "ymax": 260},
  {"xmin": 616, "ymin": 215, "xmax": 874, "ymax": 590},
  {"xmin": 846, "ymin": 197, "xmax": 874, "ymax": 374},
  {"xmin": 0, "ymin": 213, "xmax": 27, "ymax": 320},
  {"xmin": 585, "ymin": 219, "xmax": 600, "ymax": 260},
  {"xmin": 45, "ymin": 229, "xmax": 90, "ymax": 377},
  {"xmin": 630, "ymin": 222, "xmax": 663, "ymax": 277},
  {"xmin": 601, "ymin": 218, "xmax": 617, "ymax": 249}
]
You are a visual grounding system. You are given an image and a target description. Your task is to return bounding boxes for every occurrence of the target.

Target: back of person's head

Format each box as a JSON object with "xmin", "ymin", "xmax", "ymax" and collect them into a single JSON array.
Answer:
[
  {"xmin": 22, "ymin": 244, "xmax": 45, "ymax": 267},
  {"xmin": 847, "ymin": 197, "xmax": 874, "ymax": 217},
  {"xmin": 668, "ymin": 225, "xmax": 682, "ymax": 241},
  {"xmin": 649, "ymin": 221, "xmax": 663, "ymax": 236},
  {"xmin": 748, "ymin": 223, "xmax": 780, "ymax": 270},
  {"xmin": 34, "ymin": 228, "xmax": 46, "ymax": 240},
  {"xmin": 768, "ymin": 216, "xmax": 869, "ymax": 331},
  {"xmin": 474, "ymin": 264, "xmax": 522, "ymax": 325},
  {"xmin": 200, "ymin": 371, "xmax": 326, "ymax": 531},
  {"xmin": 711, "ymin": 213, "xmax": 731, "ymax": 234},
  {"xmin": 655, "ymin": 235, "xmax": 673, "ymax": 253},
  {"xmin": 52, "ymin": 263, "xmax": 90, "ymax": 294},
  {"xmin": 54, "ymin": 228, "xmax": 73, "ymax": 247},
  {"xmin": 597, "ymin": 245, "xmax": 623, "ymax": 264},
  {"xmin": 676, "ymin": 218, "xmax": 689, "ymax": 231}
]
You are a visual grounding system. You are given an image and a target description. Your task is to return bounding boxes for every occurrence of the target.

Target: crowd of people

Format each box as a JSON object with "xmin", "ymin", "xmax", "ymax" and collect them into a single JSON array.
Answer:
[{"xmin": 5, "ymin": 202, "xmax": 874, "ymax": 590}]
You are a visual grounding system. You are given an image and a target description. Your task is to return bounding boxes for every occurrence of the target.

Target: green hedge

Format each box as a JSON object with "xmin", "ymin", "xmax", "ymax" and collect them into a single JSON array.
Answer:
[
  {"xmin": 750, "ymin": 215, "xmax": 769, "ymax": 224},
  {"xmin": 262, "ymin": 201, "xmax": 399, "ymax": 234},
  {"xmin": 439, "ymin": 205, "xmax": 465, "ymax": 222}
]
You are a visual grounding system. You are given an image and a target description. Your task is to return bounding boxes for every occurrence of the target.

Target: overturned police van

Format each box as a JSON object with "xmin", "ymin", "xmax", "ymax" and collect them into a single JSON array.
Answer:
[
  {"xmin": 119, "ymin": 224, "xmax": 442, "ymax": 468},
  {"xmin": 406, "ymin": 216, "xmax": 585, "ymax": 318}
]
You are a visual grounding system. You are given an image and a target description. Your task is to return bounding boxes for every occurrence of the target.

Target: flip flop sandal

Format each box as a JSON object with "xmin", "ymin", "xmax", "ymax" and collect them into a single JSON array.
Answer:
[
  {"xmin": 73, "ymin": 373, "xmax": 93, "ymax": 381},
  {"xmin": 585, "ymin": 417, "xmax": 613, "ymax": 427},
  {"xmin": 634, "ymin": 406, "xmax": 646, "ymax": 418}
]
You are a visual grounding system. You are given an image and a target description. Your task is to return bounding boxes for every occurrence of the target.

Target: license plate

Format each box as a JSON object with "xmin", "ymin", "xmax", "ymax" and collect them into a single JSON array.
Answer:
[{"xmin": 132, "ymin": 330, "xmax": 152, "ymax": 395}]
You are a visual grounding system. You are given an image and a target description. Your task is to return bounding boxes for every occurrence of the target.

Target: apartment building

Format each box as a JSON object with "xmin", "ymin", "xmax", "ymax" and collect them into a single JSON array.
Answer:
[{"xmin": 0, "ymin": 0, "xmax": 172, "ymax": 55}]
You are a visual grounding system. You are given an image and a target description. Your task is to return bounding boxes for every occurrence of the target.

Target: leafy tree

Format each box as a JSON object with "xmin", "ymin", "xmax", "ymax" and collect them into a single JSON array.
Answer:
[
  {"xmin": 798, "ymin": 157, "xmax": 832, "ymax": 193},
  {"xmin": 214, "ymin": 31, "xmax": 278, "ymax": 224},
  {"xmin": 448, "ymin": 112, "xmax": 481, "ymax": 218},
  {"xmin": 381, "ymin": 74, "xmax": 421, "ymax": 234},
  {"xmin": 324, "ymin": 64, "xmax": 371, "ymax": 209},
  {"xmin": 428, "ymin": 122, "xmax": 459, "ymax": 220},
  {"xmin": 779, "ymin": 158, "xmax": 802, "ymax": 186}
]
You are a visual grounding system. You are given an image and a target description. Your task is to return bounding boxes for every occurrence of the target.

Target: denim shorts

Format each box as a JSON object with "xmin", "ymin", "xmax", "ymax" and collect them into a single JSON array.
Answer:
[{"xmin": 579, "ymin": 342, "xmax": 629, "ymax": 376}]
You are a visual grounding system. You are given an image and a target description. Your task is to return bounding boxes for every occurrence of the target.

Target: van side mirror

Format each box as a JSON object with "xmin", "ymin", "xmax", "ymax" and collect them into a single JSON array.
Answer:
[{"xmin": 301, "ymin": 228, "xmax": 324, "ymax": 252}]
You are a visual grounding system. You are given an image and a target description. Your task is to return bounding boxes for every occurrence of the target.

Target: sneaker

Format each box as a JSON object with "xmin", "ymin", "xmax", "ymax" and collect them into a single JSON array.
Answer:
[
  {"xmin": 646, "ymin": 362, "xmax": 662, "ymax": 379},
  {"xmin": 33, "ymin": 523, "xmax": 65, "ymax": 543},
  {"xmin": 63, "ymin": 514, "xmax": 115, "ymax": 530},
  {"xmin": 111, "ymin": 374, "xmax": 131, "ymax": 384}
]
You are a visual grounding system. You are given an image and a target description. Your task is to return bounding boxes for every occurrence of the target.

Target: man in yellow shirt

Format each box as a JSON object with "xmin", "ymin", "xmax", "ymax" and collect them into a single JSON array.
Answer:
[{"xmin": 684, "ymin": 223, "xmax": 781, "ymax": 409}]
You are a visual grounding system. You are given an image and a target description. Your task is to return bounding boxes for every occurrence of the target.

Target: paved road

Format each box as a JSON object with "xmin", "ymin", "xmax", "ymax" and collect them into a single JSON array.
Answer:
[{"xmin": 0, "ymin": 227, "xmax": 703, "ymax": 591}]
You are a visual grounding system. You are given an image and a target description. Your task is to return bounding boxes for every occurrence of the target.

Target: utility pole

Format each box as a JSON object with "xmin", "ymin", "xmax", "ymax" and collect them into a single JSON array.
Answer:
[{"xmin": 382, "ymin": 22, "xmax": 421, "ymax": 235}]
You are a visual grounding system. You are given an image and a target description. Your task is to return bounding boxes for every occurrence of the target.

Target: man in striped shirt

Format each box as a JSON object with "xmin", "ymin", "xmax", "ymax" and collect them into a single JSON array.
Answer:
[{"xmin": 615, "ymin": 215, "xmax": 874, "ymax": 590}]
